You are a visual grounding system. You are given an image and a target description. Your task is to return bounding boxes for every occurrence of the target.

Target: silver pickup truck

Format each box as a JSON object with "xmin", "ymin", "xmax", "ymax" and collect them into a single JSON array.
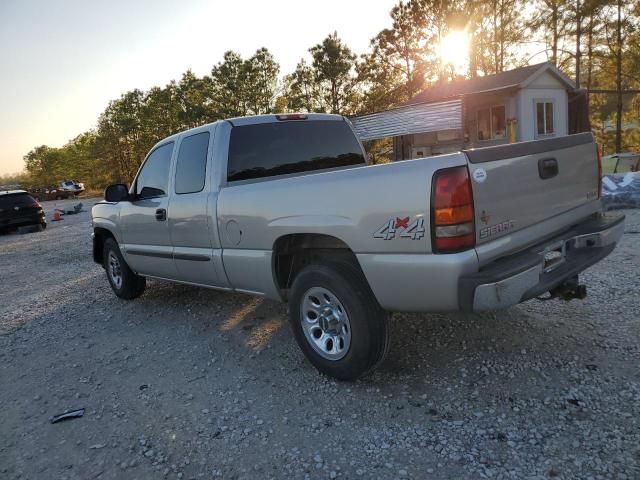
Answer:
[{"xmin": 92, "ymin": 113, "xmax": 624, "ymax": 380}]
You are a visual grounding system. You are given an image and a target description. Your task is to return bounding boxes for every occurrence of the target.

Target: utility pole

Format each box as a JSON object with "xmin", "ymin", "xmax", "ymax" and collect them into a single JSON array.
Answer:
[
  {"xmin": 615, "ymin": 0, "xmax": 623, "ymax": 153},
  {"xmin": 575, "ymin": 0, "xmax": 581, "ymax": 88}
]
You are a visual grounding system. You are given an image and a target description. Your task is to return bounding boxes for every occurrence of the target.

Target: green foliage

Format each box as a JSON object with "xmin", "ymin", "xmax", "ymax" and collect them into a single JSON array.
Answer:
[
  {"xmin": 0, "ymin": 171, "xmax": 29, "ymax": 187},
  {"xmin": 245, "ymin": 48, "xmax": 281, "ymax": 115},
  {"xmin": 468, "ymin": 0, "xmax": 526, "ymax": 75},
  {"xmin": 19, "ymin": 0, "xmax": 640, "ymax": 187},
  {"xmin": 210, "ymin": 48, "xmax": 280, "ymax": 117},
  {"xmin": 363, "ymin": 138, "xmax": 394, "ymax": 164},
  {"xmin": 284, "ymin": 59, "xmax": 325, "ymax": 113},
  {"xmin": 23, "ymin": 48, "xmax": 282, "ymax": 188},
  {"xmin": 357, "ymin": 51, "xmax": 405, "ymax": 114},
  {"xmin": 367, "ymin": 1, "xmax": 429, "ymax": 101},
  {"xmin": 310, "ymin": 32, "xmax": 358, "ymax": 114}
]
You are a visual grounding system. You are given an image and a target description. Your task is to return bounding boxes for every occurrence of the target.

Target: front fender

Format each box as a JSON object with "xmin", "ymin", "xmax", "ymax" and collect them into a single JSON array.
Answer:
[{"xmin": 91, "ymin": 202, "xmax": 122, "ymax": 265}]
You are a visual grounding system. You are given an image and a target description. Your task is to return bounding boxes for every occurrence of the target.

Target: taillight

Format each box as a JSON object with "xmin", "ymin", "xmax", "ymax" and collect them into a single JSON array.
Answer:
[
  {"xmin": 431, "ymin": 166, "xmax": 475, "ymax": 253},
  {"xmin": 596, "ymin": 143, "xmax": 602, "ymax": 198},
  {"xmin": 28, "ymin": 202, "xmax": 42, "ymax": 209}
]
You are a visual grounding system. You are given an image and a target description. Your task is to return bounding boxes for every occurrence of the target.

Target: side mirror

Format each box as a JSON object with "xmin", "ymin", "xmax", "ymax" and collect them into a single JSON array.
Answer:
[{"xmin": 105, "ymin": 184, "xmax": 129, "ymax": 202}]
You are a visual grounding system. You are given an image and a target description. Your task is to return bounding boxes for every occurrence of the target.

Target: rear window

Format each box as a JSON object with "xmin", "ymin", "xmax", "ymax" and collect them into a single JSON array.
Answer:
[
  {"xmin": 0, "ymin": 193, "xmax": 36, "ymax": 208},
  {"xmin": 227, "ymin": 120, "xmax": 365, "ymax": 182}
]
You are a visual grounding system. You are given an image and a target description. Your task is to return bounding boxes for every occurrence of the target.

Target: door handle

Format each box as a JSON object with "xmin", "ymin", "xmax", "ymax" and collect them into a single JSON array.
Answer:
[
  {"xmin": 538, "ymin": 157, "xmax": 559, "ymax": 179},
  {"xmin": 155, "ymin": 208, "xmax": 167, "ymax": 221}
]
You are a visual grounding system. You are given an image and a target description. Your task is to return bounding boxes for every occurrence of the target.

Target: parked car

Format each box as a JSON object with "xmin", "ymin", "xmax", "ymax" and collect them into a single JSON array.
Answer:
[
  {"xmin": 0, "ymin": 190, "xmax": 46, "ymax": 233},
  {"xmin": 59, "ymin": 180, "xmax": 85, "ymax": 195},
  {"xmin": 91, "ymin": 114, "xmax": 624, "ymax": 380},
  {"xmin": 29, "ymin": 186, "xmax": 74, "ymax": 201}
]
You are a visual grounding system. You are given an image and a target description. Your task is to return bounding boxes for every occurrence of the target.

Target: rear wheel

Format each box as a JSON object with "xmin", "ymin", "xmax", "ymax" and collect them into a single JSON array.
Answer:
[
  {"xmin": 103, "ymin": 238, "xmax": 146, "ymax": 299},
  {"xmin": 289, "ymin": 262, "xmax": 389, "ymax": 380}
]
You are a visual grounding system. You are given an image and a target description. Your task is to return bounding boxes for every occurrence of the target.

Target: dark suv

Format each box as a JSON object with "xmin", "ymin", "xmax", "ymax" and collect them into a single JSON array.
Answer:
[{"xmin": 0, "ymin": 190, "xmax": 46, "ymax": 233}]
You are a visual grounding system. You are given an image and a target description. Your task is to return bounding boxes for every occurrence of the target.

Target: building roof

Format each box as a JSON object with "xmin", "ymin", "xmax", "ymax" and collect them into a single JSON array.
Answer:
[
  {"xmin": 351, "ymin": 99, "xmax": 462, "ymax": 141},
  {"xmin": 407, "ymin": 62, "xmax": 575, "ymax": 105}
]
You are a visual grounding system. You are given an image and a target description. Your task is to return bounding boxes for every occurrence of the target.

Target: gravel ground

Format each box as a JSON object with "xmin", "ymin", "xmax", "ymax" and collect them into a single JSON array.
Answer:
[{"xmin": 1, "ymin": 198, "xmax": 639, "ymax": 480}]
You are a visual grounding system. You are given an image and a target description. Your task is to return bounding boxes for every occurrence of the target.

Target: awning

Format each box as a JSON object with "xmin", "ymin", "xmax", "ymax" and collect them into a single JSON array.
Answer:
[{"xmin": 350, "ymin": 99, "xmax": 463, "ymax": 141}]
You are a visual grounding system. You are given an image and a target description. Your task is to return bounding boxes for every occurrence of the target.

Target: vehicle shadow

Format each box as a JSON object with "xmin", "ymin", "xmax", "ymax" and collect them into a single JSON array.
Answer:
[
  {"xmin": 138, "ymin": 279, "xmax": 288, "ymax": 353},
  {"xmin": 86, "ymin": 272, "xmax": 616, "ymax": 423},
  {"xmin": 137, "ymin": 279, "xmax": 583, "ymax": 390}
]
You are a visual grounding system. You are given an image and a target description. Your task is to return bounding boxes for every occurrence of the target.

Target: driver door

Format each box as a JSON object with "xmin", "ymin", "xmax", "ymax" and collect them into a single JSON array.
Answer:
[{"xmin": 119, "ymin": 141, "xmax": 177, "ymax": 279}]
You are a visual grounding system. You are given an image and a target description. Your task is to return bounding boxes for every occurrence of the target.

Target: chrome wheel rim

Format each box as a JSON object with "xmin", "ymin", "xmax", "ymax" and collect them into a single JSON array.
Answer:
[
  {"xmin": 300, "ymin": 287, "xmax": 351, "ymax": 360},
  {"xmin": 108, "ymin": 252, "xmax": 123, "ymax": 289}
]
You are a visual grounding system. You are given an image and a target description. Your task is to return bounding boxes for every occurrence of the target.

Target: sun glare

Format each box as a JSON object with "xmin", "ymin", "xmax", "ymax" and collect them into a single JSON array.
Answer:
[{"xmin": 438, "ymin": 30, "xmax": 470, "ymax": 76}]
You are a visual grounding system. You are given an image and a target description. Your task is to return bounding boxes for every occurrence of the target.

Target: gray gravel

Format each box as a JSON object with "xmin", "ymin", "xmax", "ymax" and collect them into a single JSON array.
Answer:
[{"xmin": 1, "ymin": 198, "xmax": 639, "ymax": 480}]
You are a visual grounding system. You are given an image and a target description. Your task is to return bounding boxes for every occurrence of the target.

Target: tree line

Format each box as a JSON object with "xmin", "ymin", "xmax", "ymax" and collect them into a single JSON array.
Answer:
[{"xmin": 16, "ymin": 0, "xmax": 640, "ymax": 189}]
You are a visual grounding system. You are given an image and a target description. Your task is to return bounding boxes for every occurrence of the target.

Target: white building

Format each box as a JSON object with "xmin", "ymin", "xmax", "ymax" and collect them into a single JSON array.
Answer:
[{"xmin": 351, "ymin": 62, "xmax": 588, "ymax": 160}]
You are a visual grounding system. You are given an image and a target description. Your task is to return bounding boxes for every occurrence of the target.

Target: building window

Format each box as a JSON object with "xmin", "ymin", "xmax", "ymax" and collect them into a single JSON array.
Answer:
[
  {"xmin": 536, "ymin": 101, "xmax": 554, "ymax": 136},
  {"xmin": 477, "ymin": 105, "xmax": 506, "ymax": 141}
]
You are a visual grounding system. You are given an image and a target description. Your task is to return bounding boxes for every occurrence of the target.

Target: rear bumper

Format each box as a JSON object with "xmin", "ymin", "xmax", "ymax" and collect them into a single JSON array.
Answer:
[
  {"xmin": 0, "ymin": 212, "xmax": 46, "ymax": 229},
  {"xmin": 458, "ymin": 212, "xmax": 625, "ymax": 312}
]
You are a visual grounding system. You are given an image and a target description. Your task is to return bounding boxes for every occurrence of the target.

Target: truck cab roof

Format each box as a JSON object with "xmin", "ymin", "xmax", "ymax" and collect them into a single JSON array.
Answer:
[
  {"xmin": 226, "ymin": 113, "xmax": 344, "ymax": 126},
  {"xmin": 146, "ymin": 113, "xmax": 348, "ymax": 156}
]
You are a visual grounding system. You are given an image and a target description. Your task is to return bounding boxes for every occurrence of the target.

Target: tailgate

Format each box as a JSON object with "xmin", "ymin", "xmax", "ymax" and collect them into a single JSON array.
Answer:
[{"xmin": 465, "ymin": 133, "xmax": 600, "ymax": 246}]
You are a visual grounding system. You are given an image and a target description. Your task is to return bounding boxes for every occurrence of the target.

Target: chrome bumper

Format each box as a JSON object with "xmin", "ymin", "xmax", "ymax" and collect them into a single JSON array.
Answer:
[{"xmin": 459, "ymin": 212, "xmax": 625, "ymax": 312}]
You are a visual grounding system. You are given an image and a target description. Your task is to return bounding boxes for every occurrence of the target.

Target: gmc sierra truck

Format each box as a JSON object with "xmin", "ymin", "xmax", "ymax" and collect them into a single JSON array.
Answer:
[{"xmin": 91, "ymin": 113, "xmax": 625, "ymax": 380}]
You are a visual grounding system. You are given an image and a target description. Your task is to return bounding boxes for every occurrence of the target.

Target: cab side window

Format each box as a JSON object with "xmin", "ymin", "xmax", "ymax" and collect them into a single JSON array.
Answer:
[
  {"xmin": 175, "ymin": 132, "xmax": 210, "ymax": 194},
  {"xmin": 136, "ymin": 142, "xmax": 174, "ymax": 198}
]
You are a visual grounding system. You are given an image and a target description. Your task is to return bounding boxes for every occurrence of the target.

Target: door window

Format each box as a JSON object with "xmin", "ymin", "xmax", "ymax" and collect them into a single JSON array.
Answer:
[
  {"xmin": 175, "ymin": 132, "xmax": 210, "ymax": 194},
  {"xmin": 136, "ymin": 142, "xmax": 174, "ymax": 198}
]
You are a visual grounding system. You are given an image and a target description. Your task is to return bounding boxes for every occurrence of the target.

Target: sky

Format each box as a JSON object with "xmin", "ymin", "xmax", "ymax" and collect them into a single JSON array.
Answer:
[{"xmin": 0, "ymin": 0, "xmax": 399, "ymax": 175}]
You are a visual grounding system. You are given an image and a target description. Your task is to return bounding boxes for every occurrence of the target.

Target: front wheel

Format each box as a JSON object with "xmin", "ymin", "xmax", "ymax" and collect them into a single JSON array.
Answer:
[
  {"xmin": 103, "ymin": 238, "xmax": 146, "ymax": 299},
  {"xmin": 289, "ymin": 262, "xmax": 389, "ymax": 380}
]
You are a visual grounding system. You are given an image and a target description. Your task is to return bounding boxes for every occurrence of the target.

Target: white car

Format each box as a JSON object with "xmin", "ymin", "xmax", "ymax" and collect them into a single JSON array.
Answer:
[{"xmin": 60, "ymin": 180, "xmax": 85, "ymax": 195}]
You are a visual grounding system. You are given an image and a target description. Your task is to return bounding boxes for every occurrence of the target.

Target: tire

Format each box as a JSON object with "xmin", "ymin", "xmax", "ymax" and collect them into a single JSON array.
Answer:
[
  {"xmin": 289, "ymin": 261, "xmax": 390, "ymax": 380},
  {"xmin": 103, "ymin": 237, "xmax": 146, "ymax": 299}
]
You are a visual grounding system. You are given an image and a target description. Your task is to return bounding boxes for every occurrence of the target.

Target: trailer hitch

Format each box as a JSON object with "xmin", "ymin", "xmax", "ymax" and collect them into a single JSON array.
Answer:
[{"xmin": 537, "ymin": 276, "xmax": 587, "ymax": 302}]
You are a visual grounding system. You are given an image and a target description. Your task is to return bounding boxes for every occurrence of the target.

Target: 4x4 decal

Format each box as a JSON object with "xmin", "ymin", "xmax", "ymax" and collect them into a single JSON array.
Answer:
[{"xmin": 373, "ymin": 216, "xmax": 425, "ymax": 240}]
